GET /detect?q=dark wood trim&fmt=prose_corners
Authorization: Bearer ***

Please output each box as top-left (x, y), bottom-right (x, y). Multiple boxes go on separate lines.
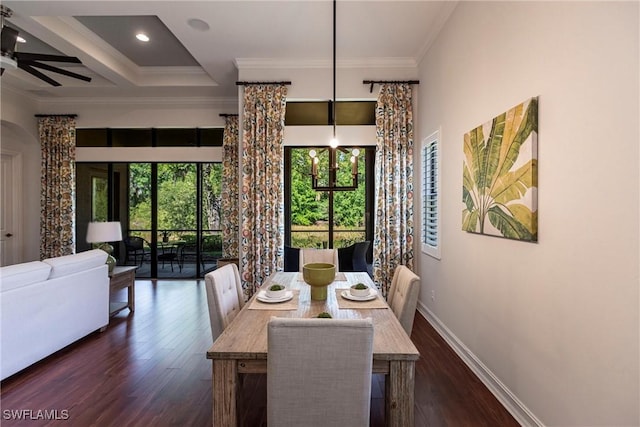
top-left (236, 81), bottom-right (291, 86)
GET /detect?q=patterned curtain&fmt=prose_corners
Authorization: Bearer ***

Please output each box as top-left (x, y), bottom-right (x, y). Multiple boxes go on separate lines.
top-left (39, 116), bottom-right (77, 259)
top-left (373, 83), bottom-right (415, 297)
top-left (221, 115), bottom-right (239, 258)
top-left (240, 84), bottom-right (287, 297)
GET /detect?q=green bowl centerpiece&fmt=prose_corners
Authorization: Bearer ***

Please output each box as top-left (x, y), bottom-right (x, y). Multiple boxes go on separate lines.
top-left (302, 262), bottom-right (336, 300)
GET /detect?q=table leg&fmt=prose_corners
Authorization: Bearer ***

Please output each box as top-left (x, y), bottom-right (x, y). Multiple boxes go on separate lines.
top-left (212, 360), bottom-right (238, 426)
top-left (385, 360), bottom-right (415, 427)
top-left (128, 282), bottom-right (135, 312)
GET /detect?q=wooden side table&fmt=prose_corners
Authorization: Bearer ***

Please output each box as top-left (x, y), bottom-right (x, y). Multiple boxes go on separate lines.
top-left (109, 266), bottom-right (136, 316)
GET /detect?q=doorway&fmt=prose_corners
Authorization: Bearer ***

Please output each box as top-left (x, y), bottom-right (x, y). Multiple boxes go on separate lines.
top-left (76, 161), bottom-right (222, 279)
top-left (0, 151), bottom-right (22, 266)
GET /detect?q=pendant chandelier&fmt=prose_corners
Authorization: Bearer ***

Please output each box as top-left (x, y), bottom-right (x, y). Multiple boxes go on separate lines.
top-left (309, 0), bottom-right (359, 192)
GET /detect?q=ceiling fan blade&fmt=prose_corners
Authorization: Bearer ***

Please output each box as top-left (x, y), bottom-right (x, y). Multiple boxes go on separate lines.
top-left (22, 59), bottom-right (92, 82)
top-left (1, 26), bottom-right (18, 56)
top-left (14, 52), bottom-right (82, 64)
top-left (17, 62), bottom-right (61, 86)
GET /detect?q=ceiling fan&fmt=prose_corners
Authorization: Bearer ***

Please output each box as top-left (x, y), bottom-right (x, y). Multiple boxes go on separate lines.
top-left (0, 5), bottom-right (91, 86)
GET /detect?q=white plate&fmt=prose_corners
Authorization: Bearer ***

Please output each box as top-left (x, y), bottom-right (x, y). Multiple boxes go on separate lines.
top-left (257, 290), bottom-right (294, 303)
top-left (341, 289), bottom-right (378, 302)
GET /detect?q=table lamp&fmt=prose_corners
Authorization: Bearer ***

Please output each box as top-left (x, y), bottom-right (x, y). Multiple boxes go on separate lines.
top-left (86, 221), bottom-right (123, 273)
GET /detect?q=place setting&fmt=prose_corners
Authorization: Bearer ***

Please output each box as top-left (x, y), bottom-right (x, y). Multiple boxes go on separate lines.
top-left (335, 283), bottom-right (388, 309)
top-left (249, 282), bottom-right (299, 310)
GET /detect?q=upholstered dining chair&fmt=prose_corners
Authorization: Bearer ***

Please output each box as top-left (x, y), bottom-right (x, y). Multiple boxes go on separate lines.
top-left (267, 317), bottom-right (374, 427)
top-left (387, 265), bottom-right (421, 336)
top-left (204, 263), bottom-right (245, 343)
top-left (299, 248), bottom-right (339, 271)
top-left (337, 241), bottom-right (371, 273)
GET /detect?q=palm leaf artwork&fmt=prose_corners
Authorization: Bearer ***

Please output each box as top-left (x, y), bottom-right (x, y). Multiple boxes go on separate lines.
top-left (462, 97), bottom-right (538, 242)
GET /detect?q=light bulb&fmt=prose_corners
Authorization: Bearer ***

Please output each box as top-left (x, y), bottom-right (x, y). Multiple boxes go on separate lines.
top-left (352, 148), bottom-right (360, 156)
top-left (309, 149), bottom-right (316, 158)
top-left (329, 138), bottom-right (339, 149)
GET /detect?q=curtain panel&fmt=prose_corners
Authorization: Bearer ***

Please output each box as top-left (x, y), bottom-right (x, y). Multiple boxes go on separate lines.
top-left (373, 83), bottom-right (415, 297)
top-left (38, 116), bottom-right (77, 259)
top-left (221, 115), bottom-right (240, 258)
top-left (240, 84), bottom-right (287, 297)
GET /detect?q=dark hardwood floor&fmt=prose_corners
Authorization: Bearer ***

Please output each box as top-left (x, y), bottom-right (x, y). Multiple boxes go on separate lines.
top-left (0, 280), bottom-right (519, 426)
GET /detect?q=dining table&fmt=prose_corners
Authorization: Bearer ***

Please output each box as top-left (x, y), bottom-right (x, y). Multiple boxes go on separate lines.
top-left (206, 271), bottom-right (420, 427)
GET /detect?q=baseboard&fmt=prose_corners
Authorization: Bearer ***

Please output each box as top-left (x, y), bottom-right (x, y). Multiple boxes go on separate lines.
top-left (416, 302), bottom-right (545, 427)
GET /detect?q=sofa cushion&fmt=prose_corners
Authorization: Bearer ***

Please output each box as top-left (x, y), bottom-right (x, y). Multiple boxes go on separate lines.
top-left (43, 249), bottom-right (107, 279)
top-left (0, 261), bottom-right (52, 292)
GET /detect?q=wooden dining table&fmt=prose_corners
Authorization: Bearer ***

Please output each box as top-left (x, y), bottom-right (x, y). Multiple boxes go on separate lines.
top-left (206, 271), bottom-right (420, 426)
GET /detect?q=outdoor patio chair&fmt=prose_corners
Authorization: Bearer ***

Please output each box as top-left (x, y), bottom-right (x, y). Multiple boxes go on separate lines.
top-left (123, 236), bottom-right (151, 266)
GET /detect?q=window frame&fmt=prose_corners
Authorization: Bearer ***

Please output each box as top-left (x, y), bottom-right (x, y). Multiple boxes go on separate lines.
top-left (284, 146), bottom-right (375, 250)
top-left (421, 129), bottom-right (441, 260)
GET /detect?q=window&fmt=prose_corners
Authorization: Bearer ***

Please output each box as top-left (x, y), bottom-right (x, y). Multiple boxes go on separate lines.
top-left (421, 130), bottom-right (440, 259)
top-left (285, 146), bottom-right (374, 250)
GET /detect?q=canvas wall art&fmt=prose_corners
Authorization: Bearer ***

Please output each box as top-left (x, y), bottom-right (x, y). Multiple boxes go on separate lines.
top-left (462, 97), bottom-right (538, 242)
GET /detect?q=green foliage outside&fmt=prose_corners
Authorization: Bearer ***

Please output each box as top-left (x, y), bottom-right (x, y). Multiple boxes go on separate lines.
top-left (127, 149), bottom-right (366, 251)
top-left (92, 177), bottom-right (108, 221)
top-left (128, 163), bottom-right (222, 246)
top-left (289, 148), bottom-right (366, 248)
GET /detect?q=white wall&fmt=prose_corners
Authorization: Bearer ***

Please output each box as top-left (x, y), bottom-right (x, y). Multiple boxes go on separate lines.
top-left (416, 2), bottom-right (639, 426)
top-left (1, 88), bottom-right (42, 261)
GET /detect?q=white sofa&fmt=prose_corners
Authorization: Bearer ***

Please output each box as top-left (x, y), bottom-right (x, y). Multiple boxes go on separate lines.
top-left (0, 249), bottom-right (110, 380)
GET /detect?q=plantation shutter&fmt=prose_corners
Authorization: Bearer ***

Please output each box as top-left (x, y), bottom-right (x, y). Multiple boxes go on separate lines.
top-left (422, 139), bottom-right (438, 248)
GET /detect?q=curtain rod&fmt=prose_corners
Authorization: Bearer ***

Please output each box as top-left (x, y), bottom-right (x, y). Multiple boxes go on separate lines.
top-left (363, 80), bottom-right (420, 93)
top-left (219, 113), bottom-right (239, 117)
top-left (235, 81), bottom-right (291, 86)
top-left (34, 114), bottom-right (78, 118)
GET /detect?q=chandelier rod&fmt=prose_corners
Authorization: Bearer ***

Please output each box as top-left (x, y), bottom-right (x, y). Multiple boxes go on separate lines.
top-left (332, 0), bottom-right (336, 137)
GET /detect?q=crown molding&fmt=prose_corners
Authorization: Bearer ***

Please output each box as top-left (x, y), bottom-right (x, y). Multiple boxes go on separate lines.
top-left (415, 1), bottom-right (459, 65)
top-left (37, 96), bottom-right (238, 107)
top-left (1, 83), bottom-right (40, 103)
top-left (235, 57), bottom-right (417, 70)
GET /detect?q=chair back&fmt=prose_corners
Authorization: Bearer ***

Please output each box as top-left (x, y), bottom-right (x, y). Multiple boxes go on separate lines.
top-left (299, 248), bottom-right (339, 272)
top-left (267, 317), bottom-right (373, 427)
top-left (124, 236), bottom-right (143, 250)
top-left (338, 241), bottom-right (370, 272)
top-left (283, 245), bottom-right (300, 272)
top-left (204, 263), bottom-right (245, 342)
top-left (388, 265), bottom-right (421, 336)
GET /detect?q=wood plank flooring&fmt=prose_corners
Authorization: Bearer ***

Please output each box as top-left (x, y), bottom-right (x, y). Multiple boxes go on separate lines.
top-left (0, 280), bottom-right (519, 426)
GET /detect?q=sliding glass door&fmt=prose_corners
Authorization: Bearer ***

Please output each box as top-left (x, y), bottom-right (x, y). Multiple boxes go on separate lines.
top-left (76, 161), bottom-right (222, 279)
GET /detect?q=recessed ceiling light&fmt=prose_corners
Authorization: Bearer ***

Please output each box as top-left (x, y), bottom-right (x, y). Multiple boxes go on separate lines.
top-left (136, 33), bottom-right (150, 42)
top-left (187, 18), bottom-right (210, 32)
top-left (16, 36), bottom-right (26, 43)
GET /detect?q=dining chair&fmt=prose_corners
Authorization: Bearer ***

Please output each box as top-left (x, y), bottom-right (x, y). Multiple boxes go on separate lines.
top-left (387, 265), bottom-right (421, 336)
top-left (204, 263), bottom-right (245, 342)
top-left (283, 245), bottom-right (300, 272)
top-left (337, 241), bottom-right (371, 274)
top-left (299, 248), bottom-right (339, 271)
top-left (267, 317), bottom-right (374, 427)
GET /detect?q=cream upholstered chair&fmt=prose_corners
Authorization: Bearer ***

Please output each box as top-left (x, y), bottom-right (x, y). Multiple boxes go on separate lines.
top-left (267, 317), bottom-right (373, 427)
top-left (299, 248), bottom-right (339, 271)
top-left (387, 265), bottom-right (421, 336)
top-left (204, 263), bottom-right (245, 342)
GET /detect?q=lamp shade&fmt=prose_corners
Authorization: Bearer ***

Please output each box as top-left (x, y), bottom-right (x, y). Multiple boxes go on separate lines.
top-left (86, 221), bottom-right (123, 243)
